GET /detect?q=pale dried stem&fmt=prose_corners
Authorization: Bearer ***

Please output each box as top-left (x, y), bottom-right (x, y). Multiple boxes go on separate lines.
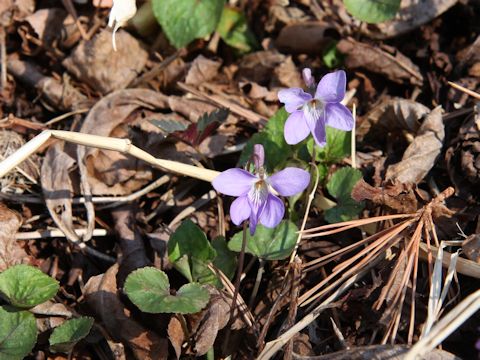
top-left (0, 130), bottom-right (219, 182)
top-left (448, 81), bottom-right (480, 101)
top-left (405, 289), bottom-right (480, 360)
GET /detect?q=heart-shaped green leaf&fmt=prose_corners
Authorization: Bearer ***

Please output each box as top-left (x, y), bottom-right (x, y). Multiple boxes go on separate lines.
top-left (168, 220), bottom-right (216, 282)
top-left (325, 167), bottom-right (364, 223)
top-left (151, 0), bottom-right (225, 48)
top-left (0, 264), bottom-right (59, 308)
top-left (0, 306), bottom-right (37, 360)
top-left (124, 267), bottom-right (210, 314)
top-left (228, 220), bottom-right (298, 260)
top-left (343, 0), bottom-right (401, 24)
top-left (49, 317), bottom-right (94, 353)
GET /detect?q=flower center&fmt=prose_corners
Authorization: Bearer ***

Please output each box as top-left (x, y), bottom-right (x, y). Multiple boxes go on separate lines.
top-left (303, 98), bottom-right (325, 127)
top-left (248, 178), bottom-right (269, 206)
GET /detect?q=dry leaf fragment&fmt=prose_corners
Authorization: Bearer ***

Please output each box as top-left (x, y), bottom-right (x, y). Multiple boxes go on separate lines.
top-left (84, 264), bottom-right (169, 360)
top-left (0, 203), bottom-right (27, 272)
top-left (185, 55), bottom-right (222, 86)
top-left (337, 38), bottom-right (423, 86)
top-left (462, 234), bottom-right (480, 264)
top-left (357, 97), bottom-right (429, 140)
top-left (63, 29), bottom-right (147, 94)
top-left (446, 110), bottom-right (480, 199)
top-left (352, 179), bottom-right (418, 213)
top-left (275, 21), bottom-right (331, 54)
top-left (386, 107), bottom-right (444, 184)
top-left (361, 0), bottom-right (458, 40)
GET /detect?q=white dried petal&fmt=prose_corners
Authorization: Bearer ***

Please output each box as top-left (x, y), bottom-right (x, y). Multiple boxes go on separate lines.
top-left (108, 0), bottom-right (137, 51)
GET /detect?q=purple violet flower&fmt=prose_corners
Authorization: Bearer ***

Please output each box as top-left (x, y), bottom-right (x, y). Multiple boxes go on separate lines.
top-left (212, 144), bottom-right (310, 234)
top-left (278, 69), bottom-right (354, 147)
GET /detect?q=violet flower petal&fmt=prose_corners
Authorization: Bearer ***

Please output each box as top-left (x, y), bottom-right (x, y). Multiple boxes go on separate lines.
top-left (230, 195), bottom-right (251, 225)
top-left (212, 169), bottom-right (255, 196)
top-left (253, 144), bottom-right (265, 170)
top-left (310, 115), bottom-right (327, 147)
top-left (248, 196), bottom-right (266, 235)
top-left (315, 70), bottom-right (346, 103)
top-left (278, 88), bottom-right (312, 113)
top-left (284, 111), bottom-right (310, 145)
top-left (326, 103), bottom-right (354, 131)
top-left (268, 168), bottom-right (310, 196)
top-left (259, 194), bottom-right (284, 228)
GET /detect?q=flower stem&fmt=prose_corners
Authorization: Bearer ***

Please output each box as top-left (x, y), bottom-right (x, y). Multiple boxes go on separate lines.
top-left (248, 259), bottom-right (265, 310)
top-left (222, 221), bottom-right (248, 353)
top-left (289, 146), bottom-right (320, 263)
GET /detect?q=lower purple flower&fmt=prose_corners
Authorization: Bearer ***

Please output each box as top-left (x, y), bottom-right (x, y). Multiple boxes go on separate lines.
top-left (212, 144), bottom-right (310, 234)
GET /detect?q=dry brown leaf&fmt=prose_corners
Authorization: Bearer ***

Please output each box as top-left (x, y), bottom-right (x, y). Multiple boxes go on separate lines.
top-left (185, 55), bottom-right (222, 86)
top-left (361, 0), bottom-right (458, 40)
top-left (337, 38), bottom-right (423, 86)
top-left (352, 179), bottom-right (419, 213)
top-left (41, 144), bottom-right (81, 243)
top-left (167, 316), bottom-right (184, 359)
top-left (63, 29), bottom-right (148, 94)
top-left (0, 203), bottom-right (27, 272)
top-left (446, 111), bottom-right (480, 199)
top-left (275, 21), bottom-right (331, 55)
top-left (357, 98), bottom-right (429, 140)
top-left (23, 8), bottom-right (68, 44)
top-left (274, 56), bottom-right (303, 88)
top-left (84, 264), bottom-right (169, 360)
top-left (77, 88), bottom-right (170, 196)
top-left (386, 107), bottom-right (444, 184)
top-left (237, 50), bottom-right (288, 85)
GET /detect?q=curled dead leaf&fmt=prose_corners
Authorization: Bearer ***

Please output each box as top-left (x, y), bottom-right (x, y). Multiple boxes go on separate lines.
top-left (63, 29), bottom-right (148, 94)
top-left (386, 107), bottom-right (444, 184)
top-left (337, 38), bottom-right (423, 86)
top-left (357, 97), bottom-right (429, 141)
top-left (0, 203), bottom-right (27, 271)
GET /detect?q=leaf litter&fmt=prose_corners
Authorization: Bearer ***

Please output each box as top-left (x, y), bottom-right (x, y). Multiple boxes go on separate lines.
top-left (0, 0), bottom-right (479, 359)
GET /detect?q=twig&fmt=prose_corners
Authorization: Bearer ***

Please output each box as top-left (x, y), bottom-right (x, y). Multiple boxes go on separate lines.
top-left (16, 228), bottom-right (108, 240)
top-left (45, 108), bottom-right (90, 126)
top-left (178, 82), bottom-right (267, 125)
top-left (0, 27), bottom-right (6, 91)
top-left (448, 81), bottom-right (480, 101)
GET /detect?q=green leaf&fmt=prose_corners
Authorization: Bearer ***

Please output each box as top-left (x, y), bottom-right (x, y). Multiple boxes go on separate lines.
top-left (324, 167), bottom-right (364, 223)
top-left (228, 220), bottom-right (297, 260)
top-left (217, 6), bottom-right (259, 54)
top-left (322, 41), bottom-right (344, 69)
top-left (151, 0), bottom-right (225, 48)
top-left (212, 236), bottom-right (236, 280)
top-left (308, 127), bottom-right (351, 164)
top-left (0, 264), bottom-right (59, 308)
top-left (239, 108), bottom-right (292, 172)
top-left (0, 306), bottom-right (37, 360)
top-left (124, 267), bottom-right (210, 314)
top-left (168, 220), bottom-right (217, 282)
top-left (343, 0), bottom-right (401, 23)
top-left (49, 317), bottom-right (94, 353)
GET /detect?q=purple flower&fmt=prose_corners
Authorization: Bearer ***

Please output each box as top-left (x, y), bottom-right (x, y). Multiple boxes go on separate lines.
top-left (212, 144), bottom-right (310, 234)
top-left (278, 69), bottom-right (354, 147)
